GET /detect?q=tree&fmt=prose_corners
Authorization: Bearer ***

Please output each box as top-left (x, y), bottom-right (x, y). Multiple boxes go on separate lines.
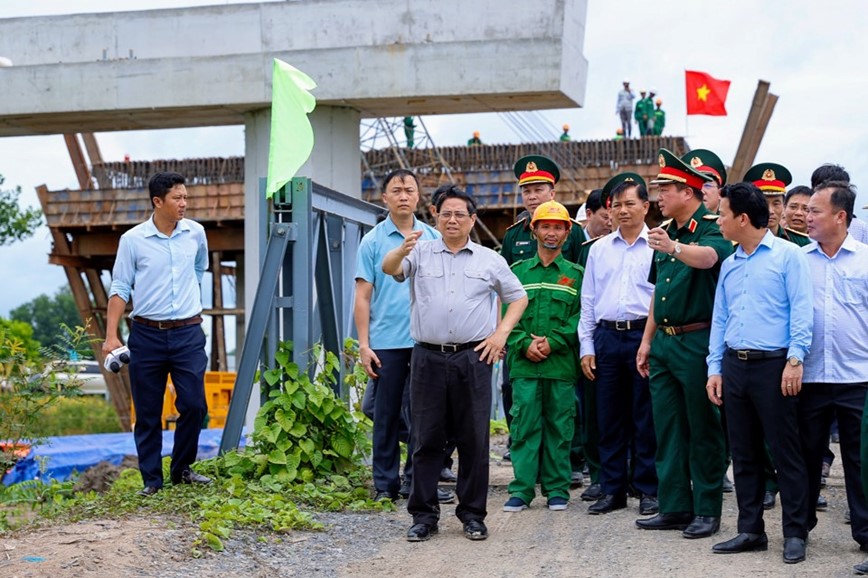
top-left (0, 173), bottom-right (42, 246)
top-left (10, 286), bottom-right (81, 353)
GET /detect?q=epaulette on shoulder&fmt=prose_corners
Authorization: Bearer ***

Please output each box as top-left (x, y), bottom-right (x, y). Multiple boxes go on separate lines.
top-left (582, 235), bottom-right (604, 246)
top-left (731, 240), bottom-right (739, 247)
top-left (785, 227), bottom-right (809, 238)
top-left (506, 217), bottom-right (528, 231)
top-left (703, 214), bottom-right (720, 220)
top-left (660, 218), bottom-right (674, 229)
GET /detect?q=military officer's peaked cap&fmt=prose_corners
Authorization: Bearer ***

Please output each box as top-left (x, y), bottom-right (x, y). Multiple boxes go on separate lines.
top-left (514, 155), bottom-right (560, 186)
top-left (650, 148), bottom-right (712, 190)
top-left (744, 163), bottom-right (792, 195)
top-left (681, 149), bottom-right (727, 187)
top-left (601, 172), bottom-right (646, 209)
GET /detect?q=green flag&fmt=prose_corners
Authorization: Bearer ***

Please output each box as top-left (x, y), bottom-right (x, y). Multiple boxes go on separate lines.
top-left (266, 59), bottom-right (317, 198)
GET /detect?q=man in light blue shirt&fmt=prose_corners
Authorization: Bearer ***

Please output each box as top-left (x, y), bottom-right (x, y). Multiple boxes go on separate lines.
top-left (104, 172), bottom-right (210, 496)
top-left (797, 182), bottom-right (868, 575)
top-left (706, 182), bottom-right (812, 564)
top-left (354, 169), bottom-right (439, 503)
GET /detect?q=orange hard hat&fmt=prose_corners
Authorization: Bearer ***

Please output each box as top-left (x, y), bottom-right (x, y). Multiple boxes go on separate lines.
top-left (473, 131), bottom-right (480, 138)
top-left (531, 200), bottom-right (572, 227)
top-left (616, 128), bottom-right (624, 135)
top-left (563, 124), bottom-right (570, 131)
top-left (655, 99), bottom-right (662, 105)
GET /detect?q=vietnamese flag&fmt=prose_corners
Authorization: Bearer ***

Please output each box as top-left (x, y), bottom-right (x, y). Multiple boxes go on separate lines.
top-left (685, 70), bottom-right (730, 116)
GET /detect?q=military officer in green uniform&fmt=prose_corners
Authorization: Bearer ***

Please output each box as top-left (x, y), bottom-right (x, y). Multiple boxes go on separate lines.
top-left (503, 200), bottom-right (583, 513)
top-left (683, 149), bottom-right (727, 215)
top-left (500, 154), bottom-right (586, 461)
top-left (635, 149), bottom-right (733, 539)
top-left (744, 163), bottom-right (811, 247)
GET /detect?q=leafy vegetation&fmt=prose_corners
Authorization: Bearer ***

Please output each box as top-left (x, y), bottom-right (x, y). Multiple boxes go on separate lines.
top-left (10, 287), bottom-right (82, 353)
top-left (0, 173), bottom-right (42, 246)
top-left (28, 396), bottom-right (122, 437)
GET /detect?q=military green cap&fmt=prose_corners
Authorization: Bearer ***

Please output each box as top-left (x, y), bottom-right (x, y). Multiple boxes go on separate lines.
top-left (601, 172), bottom-right (646, 209)
top-left (651, 148), bottom-right (712, 189)
top-left (743, 163), bottom-right (792, 195)
top-left (681, 149), bottom-right (727, 186)
top-left (514, 155), bottom-right (560, 186)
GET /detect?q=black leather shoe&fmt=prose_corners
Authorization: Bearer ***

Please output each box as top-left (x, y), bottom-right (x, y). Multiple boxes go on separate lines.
top-left (712, 532), bottom-right (768, 553)
top-left (783, 537), bottom-right (806, 564)
top-left (406, 523), bottom-right (438, 542)
top-left (439, 467), bottom-right (457, 483)
top-left (683, 516), bottom-right (720, 539)
top-left (855, 559), bottom-right (868, 575)
top-left (588, 494), bottom-right (627, 515)
top-left (816, 494), bottom-right (828, 511)
top-left (763, 490), bottom-right (776, 510)
top-left (437, 488), bottom-right (455, 503)
top-left (635, 512), bottom-right (693, 530)
top-left (581, 483), bottom-right (603, 502)
top-left (639, 495), bottom-right (659, 516)
top-left (722, 474), bottom-right (734, 493)
top-left (463, 519), bottom-right (488, 540)
top-left (374, 491), bottom-right (397, 502)
top-left (172, 468), bottom-right (212, 485)
top-left (137, 486), bottom-right (160, 497)
top-left (398, 479), bottom-right (411, 498)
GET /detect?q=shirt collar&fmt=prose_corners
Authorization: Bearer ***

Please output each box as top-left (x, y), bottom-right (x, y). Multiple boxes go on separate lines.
top-left (806, 233), bottom-right (857, 258)
top-left (614, 224), bottom-right (650, 244)
top-left (144, 214), bottom-right (189, 238)
top-left (383, 214), bottom-right (422, 236)
top-left (432, 237), bottom-right (474, 254)
top-left (734, 229), bottom-right (775, 259)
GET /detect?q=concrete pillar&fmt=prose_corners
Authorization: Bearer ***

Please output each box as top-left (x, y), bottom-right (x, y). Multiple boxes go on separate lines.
top-left (241, 104), bottom-right (360, 425)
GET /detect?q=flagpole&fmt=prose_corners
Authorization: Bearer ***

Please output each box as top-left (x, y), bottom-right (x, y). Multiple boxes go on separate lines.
top-left (684, 68), bottom-right (689, 140)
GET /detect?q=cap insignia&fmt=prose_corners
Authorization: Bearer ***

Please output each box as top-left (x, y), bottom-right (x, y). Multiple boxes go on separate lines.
top-left (658, 154), bottom-right (665, 168)
top-left (526, 161), bottom-right (538, 173)
top-left (690, 156), bottom-right (702, 168)
top-left (762, 169), bottom-right (776, 181)
top-left (624, 177), bottom-right (634, 182)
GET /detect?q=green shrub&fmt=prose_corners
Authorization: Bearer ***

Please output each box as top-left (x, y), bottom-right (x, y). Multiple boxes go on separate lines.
top-left (28, 397), bottom-right (122, 437)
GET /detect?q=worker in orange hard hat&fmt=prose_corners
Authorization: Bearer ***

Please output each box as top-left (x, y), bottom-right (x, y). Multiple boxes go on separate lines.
top-left (653, 99), bottom-right (665, 136)
top-left (614, 127), bottom-right (625, 141)
top-left (468, 131), bottom-right (483, 146)
top-left (560, 124), bottom-right (571, 143)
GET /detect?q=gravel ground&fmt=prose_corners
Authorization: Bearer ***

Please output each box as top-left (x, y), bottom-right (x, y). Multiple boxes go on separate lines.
top-left (3, 438), bottom-right (867, 578)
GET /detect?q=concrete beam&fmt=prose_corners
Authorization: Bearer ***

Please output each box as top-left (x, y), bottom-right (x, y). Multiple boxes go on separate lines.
top-left (0, 0), bottom-right (587, 136)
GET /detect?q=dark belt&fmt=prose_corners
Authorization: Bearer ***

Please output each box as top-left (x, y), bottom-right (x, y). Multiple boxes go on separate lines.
top-left (134, 315), bottom-right (203, 330)
top-left (417, 340), bottom-right (483, 353)
top-left (727, 348), bottom-right (787, 361)
top-left (599, 318), bottom-right (647, 331)
top-left (658, 321), bottom-right (711, 337)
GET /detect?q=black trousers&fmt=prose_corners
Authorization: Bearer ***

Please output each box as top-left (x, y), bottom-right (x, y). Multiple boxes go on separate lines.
top-left (408, 345), bottom-right (492, 526)
top-left (128, 322), bottom-right (208, 488)
top-left (371, 348), bottom-right (413, 494)
top-left (594, 326), bottom-right (657, 497)
top-left (723, 351), bottom-right (808, 538)
top-left (798, 381), bottom-right (868, 545)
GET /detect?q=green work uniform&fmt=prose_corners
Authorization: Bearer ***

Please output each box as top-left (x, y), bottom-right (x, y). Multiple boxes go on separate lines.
top-left (501, 216), bottom-right (587, 266)
top-left (506, 254), bottom-right (582, 504)
top-left (571, 235), bottom-right (604, 482)
top-left (648, 206), bottom-right (733, 517)
top-left (653, 108), bottom-right (666, 136)
top-left (635, 97), bottom-right (652, 136)
top-left (776, 226), bottom-right (811, 247)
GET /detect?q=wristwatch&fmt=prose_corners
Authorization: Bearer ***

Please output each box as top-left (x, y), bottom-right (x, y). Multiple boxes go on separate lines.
top-left (788, 356), bottom-right (802, 367)
top-left (670, 242), bottom-right (682, 257)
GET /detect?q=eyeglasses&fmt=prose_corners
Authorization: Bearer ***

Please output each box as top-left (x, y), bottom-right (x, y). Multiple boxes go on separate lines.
top-left (438, 211), bottom-right (470, 221)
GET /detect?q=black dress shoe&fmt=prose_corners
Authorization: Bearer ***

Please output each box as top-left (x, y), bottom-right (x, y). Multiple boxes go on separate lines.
top-left (635, 511), bottom-right (693, 530)
top-left (406, 523), bottom-right (438, 542)
top-left (855, 559), bottom-right (868, 575)
top-left (374, 491), bottom-right (397, 502)
top-left (439, 467), bottom-right (457, 483)
top-left (581, 483), bottom-right (603, 502)
top-left (398, 480), bottom-right (411, 498)
top-left (172, 468), bottom-right (212, 485)
top-left (712, 532), bottom-right (768, 554)
top-left (137, 486), bottom-right (161, 497)
top-left (463, 519), bottom-right (488, 541)
top-left (437, 488), bottom-right (455, 503)
top-left (816, 494), bottom-right (828, 511)
top-left (763, 490), bottom-right (776, 510)
top-left (722, 474), bottom-right (734, 493)
top-left (639, 495), bottom-right (659, 516)
top-left (783, 536), bottom-right (806, 564)
top-left (683, 516), bottom-right (720, 539)
top-left (588, 494), bottom-right (627, 515)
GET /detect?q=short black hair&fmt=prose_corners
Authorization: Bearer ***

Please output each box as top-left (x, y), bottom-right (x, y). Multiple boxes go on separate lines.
top-left (816, 180), bottom-right (856, 226)
top-left (720, 182), bottom-right (769, 229)
top-left (611, 182), bottom-right (648, 202)
top-left (382, 169), bottom-right (419, 192)
top-left (585, 189), bottom-right (604, 212)
top-left (810, 164), bottom-right (849, 189)
top-left (435, 184), bottom-right (477, 215)
top-left (148, 172), bottom-right (185, 208)
top-left (784, 185), bottom-right (812, 206)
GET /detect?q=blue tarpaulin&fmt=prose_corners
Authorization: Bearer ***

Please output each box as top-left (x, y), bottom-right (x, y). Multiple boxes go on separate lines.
top-left (2, 429), bottom-right (247, 485)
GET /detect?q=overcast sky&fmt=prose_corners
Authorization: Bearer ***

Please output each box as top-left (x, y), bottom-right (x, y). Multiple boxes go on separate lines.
top-left (1, 0), bottom-right (866, 316)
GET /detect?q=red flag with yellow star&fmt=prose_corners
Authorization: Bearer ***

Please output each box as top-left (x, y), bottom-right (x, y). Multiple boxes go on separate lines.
top-left (685, 70), bottom-right (730, 116)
